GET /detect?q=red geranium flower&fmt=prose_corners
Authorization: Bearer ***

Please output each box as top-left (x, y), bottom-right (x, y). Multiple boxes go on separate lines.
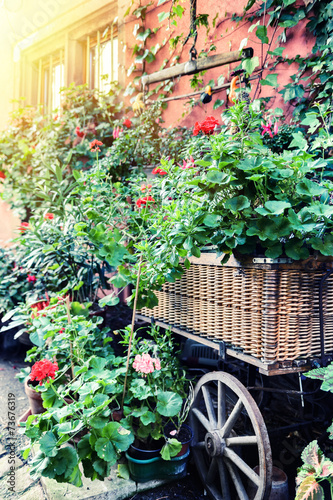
top-left (123, 119), bottom-right (132, 128)
top-left (0, 171), bottom-right (6, 180)
top-left (193, 122), bottom-right (201, 136)
top-left (89, 139), bottom-right (104, 152)
top-left (19, 222), bottom-right (30, 233)
top-left (136, 196), bottom-right (155, 208)
top-left (75, 126), bottom-right (85, 138)
top-left (193, 116), bottom-right (219, 136)
top-left (152, 167), bottom-right (167, 175)
top-left (44, 213), bottom-right (54, 220)
top-left (140, 183), bottom-right (152, 192)
top-left (27, 275), bottom-right (37, 283)
top-left (30, 359), bottom-right (59, 385)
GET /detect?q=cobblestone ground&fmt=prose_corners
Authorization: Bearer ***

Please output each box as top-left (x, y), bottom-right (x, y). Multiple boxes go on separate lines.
top-left (0, 343), bottom-right (46, 499)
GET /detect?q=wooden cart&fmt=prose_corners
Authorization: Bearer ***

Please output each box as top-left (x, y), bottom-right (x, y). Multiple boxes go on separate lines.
top-left (137, 253), bottom-right (333, 500)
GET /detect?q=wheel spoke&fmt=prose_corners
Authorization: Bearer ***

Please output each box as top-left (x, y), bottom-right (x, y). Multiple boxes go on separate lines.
top-left (192, 407), bottom-right (214, 432)
top-left (225, 435), bottom-right (258, 446)
top-left (225, 458), bottom-right (249, 500)
top-left (218, 380), bottom-right (226, 428)
top-left (217, 457), bottom-right (231, 500)
top-left (206, 457), bottom-right (218, 484)
top-left (220, 398), bottom-right (243, 438)
top-left (224, 447), bottom-right (260, 487)
top-left (202, 385), bottom-right (217, 428)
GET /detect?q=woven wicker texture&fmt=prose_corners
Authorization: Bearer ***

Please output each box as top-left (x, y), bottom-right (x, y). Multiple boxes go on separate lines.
top-left (139, 260), bottom-right (333, 364)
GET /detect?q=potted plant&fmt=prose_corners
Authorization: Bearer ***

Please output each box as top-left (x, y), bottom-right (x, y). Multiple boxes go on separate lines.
top-left (115, 324), bottom-right (194, 482)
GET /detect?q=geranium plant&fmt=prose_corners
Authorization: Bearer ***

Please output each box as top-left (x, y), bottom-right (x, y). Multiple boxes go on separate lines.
top-left (119, 324), bottom-right (193, 460)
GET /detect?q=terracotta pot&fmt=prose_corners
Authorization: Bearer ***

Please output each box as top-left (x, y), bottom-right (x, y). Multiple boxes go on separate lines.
top-left (24, 379), bottom-right (45, 415)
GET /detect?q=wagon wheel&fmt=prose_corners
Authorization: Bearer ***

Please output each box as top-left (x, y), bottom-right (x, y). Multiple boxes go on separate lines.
top-left (189, 371), bottom-right (272, 500)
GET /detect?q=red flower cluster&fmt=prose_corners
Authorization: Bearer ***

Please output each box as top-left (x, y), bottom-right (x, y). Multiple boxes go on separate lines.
top-left (75, 126), bottom-right (85, 138)
top-left (136, 196), bottom-right (155, 208)
top-left (193, 116), bottom-right (219, 136)
top-left (123, 119), bottom-right (132, 128)
top-left (44, 213), bottom-right (54, 220)
top-left (19, 222), bottom-right (30, 233)
top-left (30, 359), bottom-right (59, 385)
top-left (27, 275), bottom-right (37, 283)
top-left (140, 183), bottom-right (152, 192)
top-left (31, 294), bottom-right (50, 318)
top-left (152, 167), bottom-right (167, 175)
top-left (0, 170), bottom-right (6, 180)
top-left (89, 139), bottom-right (104, 152)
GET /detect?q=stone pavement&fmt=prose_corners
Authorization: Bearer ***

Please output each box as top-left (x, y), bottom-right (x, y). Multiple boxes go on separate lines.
top-left (0, 351), bottom-right (174, 500)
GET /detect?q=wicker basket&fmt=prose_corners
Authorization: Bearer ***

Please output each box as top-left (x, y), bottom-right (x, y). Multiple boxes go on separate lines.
top-left (139, 253), bottom-right (333, 364)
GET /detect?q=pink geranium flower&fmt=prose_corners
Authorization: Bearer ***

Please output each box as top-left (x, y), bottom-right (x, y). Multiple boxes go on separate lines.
top-left (133, 353), bottom-right (161, 375)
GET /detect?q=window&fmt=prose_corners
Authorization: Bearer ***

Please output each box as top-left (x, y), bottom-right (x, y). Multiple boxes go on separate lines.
top-left (86, 24), bottom-right (118, 92)
top-left (35, 50), bottom-right (64, 113)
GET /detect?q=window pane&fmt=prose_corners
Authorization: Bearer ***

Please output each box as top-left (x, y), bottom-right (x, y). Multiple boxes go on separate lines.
top-left (52, 63), bottom-right (64, 110)
top-left (91, 37), bottom-right (118, 91)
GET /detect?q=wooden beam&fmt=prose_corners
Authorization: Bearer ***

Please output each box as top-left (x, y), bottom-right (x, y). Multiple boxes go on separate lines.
top-left (141, 48), bottom-right (253, 87)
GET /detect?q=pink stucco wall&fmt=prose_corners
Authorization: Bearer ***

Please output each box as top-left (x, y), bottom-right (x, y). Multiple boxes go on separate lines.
top-left (123, 0), bottom-right (315, 127)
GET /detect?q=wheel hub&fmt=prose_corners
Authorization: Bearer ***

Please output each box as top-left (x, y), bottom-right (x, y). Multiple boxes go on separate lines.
top-left (205, 431), bottom-right (225, 457)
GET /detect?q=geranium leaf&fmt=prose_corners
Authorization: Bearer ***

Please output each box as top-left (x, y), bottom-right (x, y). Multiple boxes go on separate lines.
top-left (77, 433), bottom-right (92, 459)
top-left (95, 437), bottom-right (117, 462)
top-left (102, 422), bottom-right (134, 451)
top-left (225, 196), bottom-right (250, 212)
top-left (39, 431), bottom-right (58, 457)
top-left (156, 391), bottom-right (183, 417)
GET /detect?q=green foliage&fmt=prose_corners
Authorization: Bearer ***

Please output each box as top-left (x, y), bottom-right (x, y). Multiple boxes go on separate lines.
top-left (0, 84), bottom-right (125, 219)
top-left (296, 361), bottom-right (333, 497)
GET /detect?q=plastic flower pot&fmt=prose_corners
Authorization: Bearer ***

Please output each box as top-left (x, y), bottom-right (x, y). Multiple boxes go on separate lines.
top-left (164, 423), bottom-right (194, 457)
top-left (127, 439), bottom-right (164, 460)
top-left (125, 448), bottom-right (190, 483)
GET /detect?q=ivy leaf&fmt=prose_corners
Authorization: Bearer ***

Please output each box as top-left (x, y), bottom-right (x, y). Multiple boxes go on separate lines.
top-left (282, 0), bottom-right (296, 5)
top-left (267, 47), bottom-right (285, 57)
top-left (158, 11), bottom-right (169, 23)
top-left (136, 29), bottom-right (151, 42)
top-left (256, 25), bottom-right (269, 44)
top-left (261, 74), bottom-right (278, 87)
top-left (295, 476), bottom-right (324, 500)
top-left (242, 56), bottom-right (259, 75)
top-left (289, 132), bottom-right (308, 151)
top-left (225, 196), bottom-right (250, 212)
top-left (213, 99), bottom-right (224, 109)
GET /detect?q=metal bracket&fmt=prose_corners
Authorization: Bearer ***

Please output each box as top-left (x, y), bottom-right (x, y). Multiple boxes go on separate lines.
top-left (219, 341), bottom-right (226, 361)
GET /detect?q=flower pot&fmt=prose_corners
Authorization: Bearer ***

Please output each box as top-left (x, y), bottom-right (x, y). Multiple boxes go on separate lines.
top-left (127, 440), bottom-right (164, 460)
top-left (24, 379), bottom-right (45, 415)
top-left (164, 423), bottom-right (193, 457)
top-left (125, 448), bottom-right (190, 483)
